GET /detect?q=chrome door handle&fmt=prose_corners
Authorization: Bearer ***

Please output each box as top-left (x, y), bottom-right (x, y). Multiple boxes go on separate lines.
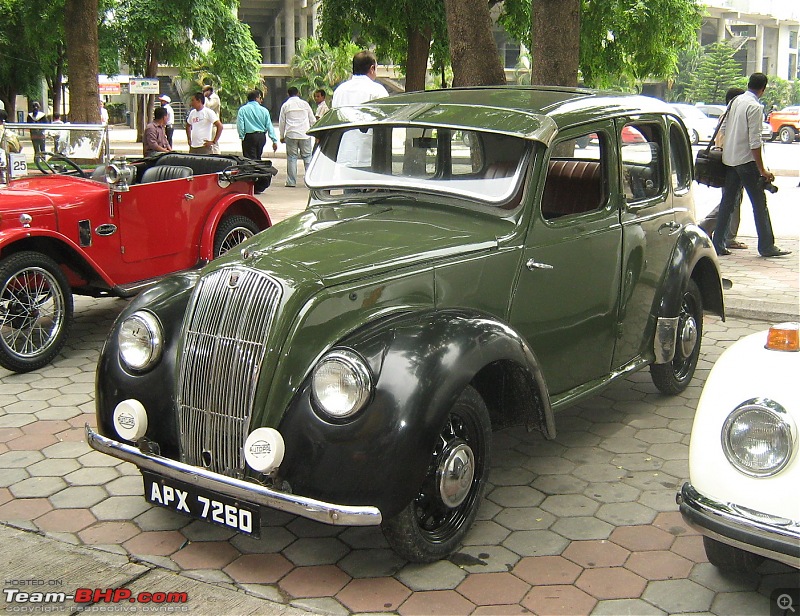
top-left (526, 259), bottom-right (554, 271)
top-left (184, 194), bottom-right (195, 200)
top-left (659, 221), bottom-right (681, 234)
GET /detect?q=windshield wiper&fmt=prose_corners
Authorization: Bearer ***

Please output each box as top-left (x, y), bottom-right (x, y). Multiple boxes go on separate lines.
top-left (336, 192), bottom-right (419, 205)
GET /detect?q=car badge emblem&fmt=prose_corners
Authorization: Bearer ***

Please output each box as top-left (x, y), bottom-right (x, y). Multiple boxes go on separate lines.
top-left (228, 272), bottom-right (240, 288)
top-left (95, 223), bottom-right (118, 236)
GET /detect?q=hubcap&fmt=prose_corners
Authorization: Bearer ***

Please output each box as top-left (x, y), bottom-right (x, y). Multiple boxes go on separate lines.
top-left (437, 442), bottom-right (475, 508)
top-left (679, 314), bottom-right (698, 358)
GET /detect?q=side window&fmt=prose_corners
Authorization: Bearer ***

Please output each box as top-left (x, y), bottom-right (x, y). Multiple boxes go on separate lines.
top-left (669, 122), bottom-right (692, 191)
top-left (540, 131), bottom-right (608, 220)
top-left (620, 122), bottom-right (665, 204)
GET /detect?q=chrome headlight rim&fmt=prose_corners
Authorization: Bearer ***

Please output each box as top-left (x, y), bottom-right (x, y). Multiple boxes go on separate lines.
top-left (118, 310), bottom-right (164, 372)
top-left (311, 348), bottom-right (373, 420)
top-left (721, 398), bottom-right (795, 477)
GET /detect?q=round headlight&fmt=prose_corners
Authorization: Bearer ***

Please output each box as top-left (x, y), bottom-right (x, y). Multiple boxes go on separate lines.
top-left (722, 399), bottom-right (795, 477)
top-left (118, 311), bottom-right (164, 371)
top-left (311, 349), bottom-right (372, 419)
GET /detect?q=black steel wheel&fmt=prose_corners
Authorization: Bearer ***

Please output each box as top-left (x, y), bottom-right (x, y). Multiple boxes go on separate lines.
top-left (381, 385), bottom-right (491, 563)
top-left (213, 215), bottom-right (261, 258)
top-left (34, 152), bottom-right (87, 177)
top-left (778, 126), bottom-right (796, 144)
top-left (0, 251), bottom-right (73, 373)
top-left (650, 279), bottom-right (703, 395)
top-left (703, 537), bottom-right (764, 572)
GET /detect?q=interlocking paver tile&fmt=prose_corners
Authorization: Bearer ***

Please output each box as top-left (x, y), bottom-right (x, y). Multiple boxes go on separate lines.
top-left (638, 488), bottom-right (684, 512)
top-left (642, 579), bottom-right (714, 613)
top-left (41, 441), bottom-right (90, 458)
top-left (652, 510), bottom-right (698, 537)
top-left (521, 585), bottom-right (596, 615)
top-left (596, 502), bottom-right (657, 526)
top-left (609, 524), bottom-right (675, 551)
top-left (280, 564), bottom-right (351, 598)
top-left (0, 414), bottom-right (36, 428)
top-left (540, 494), bottom-right (600, 517)
top-left (551, 516), bottom-right (614, 540)
top-left (6, 433), bottom-right (60, 450)
top-left (591, 598), bottom-right (667, 615)
top-left (35, 508), bottom-right (96, 532)
top-left (0, 428), bottom-right (22, 443)
top-left (0, 497), bottom-right (53, 520)
top-left (532, 474), bottom-right (588, 495)
top-left (336, 577), bottom-right (411, 612)
top-left (0, 468), bottom-right (29, 488)
top-left (456, 571), bottom-right (530, 605)
top-left (689, 562), bottom-right (760, 592)
top-left (283, 536), bottom-right (350, 566)
top-left (181, 519), bottom-right (236, 542)
top-left (472, 604), bottom-right (532, 614)
top-left (487, 485), bottom-right (545, 508)
top-left (338, 525), bottom-right (388, 550)
top-left (494, 507), bottom-right (555, 531)
top-left (563, 540), bottom-right (630, 568)
top-left (90, 495), bottom-right (150, 520)
top-left (10, 476), bottom-right (67, 498)
top-left (396, 560), bottom-right (467, 591)
top-left (78, 520), bottom-right (140, 545)
top-left (171, 540), bottom-right (240, 569)
top-left (572, 463), bottom-right (626, 482)
top-left (521, 455), bottom-right (573, 475)
top-left (711, 591), bottom-right (773, 615)
top-left (575, 566), bottom-right (647, 599)
top-left (123, 530), bottom-right (186, 557)
top-left (399, 590), bottom-right (476, 615)
top-left (64, 467), bottom-right (119, 486)
top-left (624, 550), bottom-right (693, 580)
top-left (583, 481), bottom-right (642, 504)
top-left (0, 450), bottom-right (43, 468)
top-left (464, 520), bottom-right (511, 545)
top-left (450, 545), bottom-right (521, 573)
top-left (133, 507), bottom-right (193, 532)
top-left (223, 553), bottom-right (294, 584)
top-left (502, 529), bottom-right (570, 558)
top-left (513, 555), bottom-right (582, 586)
top-left (287, 516), bottom-right (344, 538)
top-left (490, 467), bottom-right (536, 486)
top-left (338, 548), bottom-right (405, 578)
top-left (671, 535), bottom-right (710, 563)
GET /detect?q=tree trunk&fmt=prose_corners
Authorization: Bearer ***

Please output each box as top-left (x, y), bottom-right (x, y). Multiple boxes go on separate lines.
top-left (64, 0), bottom-right (101, 123)
top-left (443, 0), bottom-right (506, 87)
top-left (405, 26), bottom-right (432, 92)
top-left (531, 0), bottom-right (580, 87)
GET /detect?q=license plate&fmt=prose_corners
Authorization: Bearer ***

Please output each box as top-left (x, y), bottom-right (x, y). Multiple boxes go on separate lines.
top-left (143, 473), bottom-right (260, 537)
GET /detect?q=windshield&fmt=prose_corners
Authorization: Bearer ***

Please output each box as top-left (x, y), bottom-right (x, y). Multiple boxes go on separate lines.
top-left (306, 125), bottom-right (530, 206)
top-left (673, 105), bottom-right (709, 121)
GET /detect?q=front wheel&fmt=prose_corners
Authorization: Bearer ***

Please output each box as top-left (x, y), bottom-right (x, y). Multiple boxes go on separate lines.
top-left (778, 126), bottom-right (797, 144)
top-left (650, 279), bottom-right (703, 395)
top-left (381, 385), bottom-right (491, 562)
top-left (213, 215), bottom-right (261, 258)
top-left (690, 130), bottom-right (699, 145)
top-left (0, 251), bottom-right (73, 373)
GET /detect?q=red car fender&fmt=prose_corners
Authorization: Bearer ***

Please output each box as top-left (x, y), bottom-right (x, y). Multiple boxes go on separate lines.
top-left (0, 227), bottom-right (116, 287)
top-left (198, 193), bottom-right (272, 262)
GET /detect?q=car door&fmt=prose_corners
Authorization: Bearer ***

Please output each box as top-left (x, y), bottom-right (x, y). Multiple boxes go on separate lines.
top-left (611, 115), bottom-right (679, 369)
top-left (509, 123), bottom-right (623, 398)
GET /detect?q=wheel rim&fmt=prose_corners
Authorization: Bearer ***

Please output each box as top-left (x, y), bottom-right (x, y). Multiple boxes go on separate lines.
top-left (413, 409), bottom-right (483, 544)
top-left (217, 227), bottom-right (255, 256)
top-left (672, 291), bottom-right (700, 381)
top-left (0, 267), bottom-right (65, 359)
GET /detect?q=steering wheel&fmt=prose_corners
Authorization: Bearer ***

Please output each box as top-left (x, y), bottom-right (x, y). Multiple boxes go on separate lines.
top-left (35, 152), bottom-right (87, 178)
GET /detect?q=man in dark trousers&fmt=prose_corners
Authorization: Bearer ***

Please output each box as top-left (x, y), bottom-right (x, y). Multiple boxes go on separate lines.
top-left (236, 89), bottom-right (278, 160)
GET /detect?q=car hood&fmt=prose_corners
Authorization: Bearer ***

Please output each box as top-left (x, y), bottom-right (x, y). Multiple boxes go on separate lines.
top-left (2, 177), bottom-right (106, 212)
top-left (228, 201), bottom-right (512, 286)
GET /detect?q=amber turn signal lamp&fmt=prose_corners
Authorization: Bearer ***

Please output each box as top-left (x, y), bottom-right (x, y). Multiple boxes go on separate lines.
top-left (766, 322), bottom-right (800, 352)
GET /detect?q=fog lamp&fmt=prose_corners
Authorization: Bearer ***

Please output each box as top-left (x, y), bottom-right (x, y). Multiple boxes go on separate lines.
top-left (113, 399), bottom-right (148, 441)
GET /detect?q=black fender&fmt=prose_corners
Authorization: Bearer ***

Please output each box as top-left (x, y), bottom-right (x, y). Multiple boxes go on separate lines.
top-left (95, 271), bottom-right (200, 458)
top-left (276, 309), bottom-right (554, 520)
top-left (657, 224), bottom-right (724, 321)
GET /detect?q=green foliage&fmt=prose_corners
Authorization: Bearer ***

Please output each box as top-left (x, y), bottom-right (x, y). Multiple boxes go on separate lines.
top-left (762, 75), bottom-right (800, 109)
top-left (683, 42), bottom-right (743, 104)
top-left (288, 38), bottom-right (360, 100)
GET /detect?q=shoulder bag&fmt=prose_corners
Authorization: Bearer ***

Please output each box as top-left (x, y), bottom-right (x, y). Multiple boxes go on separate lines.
top-left (694, 106), bottom-right (729, 188)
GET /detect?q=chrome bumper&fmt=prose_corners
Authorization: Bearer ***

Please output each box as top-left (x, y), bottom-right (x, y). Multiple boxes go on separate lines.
top-left (85, 425), bottom-right (382, 527)
top-left (678, 482), bottom-right (800, 569)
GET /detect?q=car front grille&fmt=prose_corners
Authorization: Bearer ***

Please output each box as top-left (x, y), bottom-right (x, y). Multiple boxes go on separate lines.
top-left (176, 266), bottom-right (281, 476)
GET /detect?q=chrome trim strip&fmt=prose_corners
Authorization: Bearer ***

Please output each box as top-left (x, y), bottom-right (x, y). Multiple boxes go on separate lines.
top-left (86, 425), bottom-right (382, 526)
top-left (678, 482), bottom-right (800, 568)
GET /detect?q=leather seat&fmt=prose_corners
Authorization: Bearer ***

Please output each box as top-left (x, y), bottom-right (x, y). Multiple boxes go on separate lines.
top-left (140, 165), bottom-right (193, 183)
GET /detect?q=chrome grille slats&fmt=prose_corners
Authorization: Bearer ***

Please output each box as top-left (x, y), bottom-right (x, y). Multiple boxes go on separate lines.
top-left (177, 267), bottom-right (281, 475)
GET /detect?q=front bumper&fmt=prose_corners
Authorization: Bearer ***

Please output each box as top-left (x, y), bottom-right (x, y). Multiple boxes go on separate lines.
top-left (678, 482), bottom-right (800, 569)
top-left (85, 425), bottom-right (382, 527)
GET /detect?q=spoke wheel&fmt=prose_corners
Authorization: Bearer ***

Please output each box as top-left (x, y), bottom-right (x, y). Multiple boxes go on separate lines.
top-left (34, 152), bottom-right (87, 177)
top-left (213, 215), bottom-right (262, 258)
top-left (0, 252), bottom-right (73, 373)
top-left (650, 279), bottom-right (703, 395)
top-left (382, 385), bottom-right (491, 562)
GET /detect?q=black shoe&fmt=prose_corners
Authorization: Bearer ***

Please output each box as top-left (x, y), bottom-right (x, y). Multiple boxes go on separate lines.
top-left (715, 247), bottom-right (732, 256)
top-left (760, 247), bottom-right (792, 257)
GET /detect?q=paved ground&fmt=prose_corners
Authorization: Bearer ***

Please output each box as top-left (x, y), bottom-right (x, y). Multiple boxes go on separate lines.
top-left (1, 128), bottom-right (798, 615)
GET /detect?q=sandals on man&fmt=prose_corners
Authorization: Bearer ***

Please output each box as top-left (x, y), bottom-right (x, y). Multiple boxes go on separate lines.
top-left (727, 241), bottom-right (748, 250)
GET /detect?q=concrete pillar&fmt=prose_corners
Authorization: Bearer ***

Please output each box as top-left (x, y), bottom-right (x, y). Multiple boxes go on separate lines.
top-left (299, 5), bottom-right (308, 40)
top-left (717, 16), bottom-right (727, 42)
top-left (275, 13), bottom-right (283, 64)
top-left (263, 34), bottom-right (272, 63)
top-left (284, 0), bottom-right (296, 64)
top-left (755, 23), bottom-right (765, 73)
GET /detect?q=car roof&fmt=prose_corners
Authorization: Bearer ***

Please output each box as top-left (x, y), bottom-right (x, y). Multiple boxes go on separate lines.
top-left (310, 86), bottom-right (676, 144)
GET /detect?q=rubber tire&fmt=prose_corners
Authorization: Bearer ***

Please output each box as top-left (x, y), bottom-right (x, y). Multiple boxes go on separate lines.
top-left (381, 385), bottom-right (491, 563)
top-left (778, 126), bottom-right (796, 144)
top-left (0, 251), bottom-right (73, 373)
top-left (690, 130), bottom-right (699, 145)
top-left (703, 536), bottom-right (764, 573)
top-left (212, 215), bottom-right (261, 258)
top-left (650, 279), bottom-right (703, 395)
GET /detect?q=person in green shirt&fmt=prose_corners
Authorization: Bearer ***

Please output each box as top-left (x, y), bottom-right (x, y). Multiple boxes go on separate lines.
top-left (236, 89), bottom-right (279, 160)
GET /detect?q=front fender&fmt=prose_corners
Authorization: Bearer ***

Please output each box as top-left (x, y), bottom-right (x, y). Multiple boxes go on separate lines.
top-left (198, 193), bottom-right (272, 262)
top-left (95, 270), bottom-right (201, 458)
top-left (276, 309), bottom-right (553, 519)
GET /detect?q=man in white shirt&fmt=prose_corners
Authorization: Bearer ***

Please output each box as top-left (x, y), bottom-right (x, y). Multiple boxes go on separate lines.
top-left (714, 73), bottom-right (790, 258)
top-left (159, 95), bottom-right (175, 146)
top-left (313, 89), bottom-right (329, 120)
top-left (279, 87), bottom-right (317, 187)
top-left (202, 85), bottom-right (222, 153)
top-left (332, 51), bottom-right (389, 167)
top-left (185, 92), bottom-right (223, 155)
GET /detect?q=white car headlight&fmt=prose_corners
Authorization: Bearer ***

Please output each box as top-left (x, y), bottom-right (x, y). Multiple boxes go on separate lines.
top-left (118, 311), bottom-right (164, 371)
top-left (722, 399), bottom-right (795, 477)
top-left (311, 349), bottom-right (372, 419)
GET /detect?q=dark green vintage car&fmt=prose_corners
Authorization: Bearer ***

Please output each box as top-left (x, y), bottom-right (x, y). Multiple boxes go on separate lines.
top-left (88, 86), bottom-right (723, 562)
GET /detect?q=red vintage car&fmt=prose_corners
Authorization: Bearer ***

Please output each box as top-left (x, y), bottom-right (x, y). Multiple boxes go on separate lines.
top-left (0, 123), bottom-right (276, 373)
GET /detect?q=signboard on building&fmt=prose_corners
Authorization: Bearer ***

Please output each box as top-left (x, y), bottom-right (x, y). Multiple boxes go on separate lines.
top-left (99, 83), bottom-right (121, 96)
top-left (129, 79), bottom-right (160, 94)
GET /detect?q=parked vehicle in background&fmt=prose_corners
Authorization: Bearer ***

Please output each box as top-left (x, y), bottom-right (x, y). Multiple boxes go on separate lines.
top-left (696, 103), bottom-right (771, 141)
top-left (670, 104), bottom-right (717, 144)
top-left (679, 322), bottom-right (800, 572)
top-left (0, 123), bottom-right (276, 373)
top-left (767, 106), bottom-right (800, 143)
top-left (88, 87), bottom-right (724, 563)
